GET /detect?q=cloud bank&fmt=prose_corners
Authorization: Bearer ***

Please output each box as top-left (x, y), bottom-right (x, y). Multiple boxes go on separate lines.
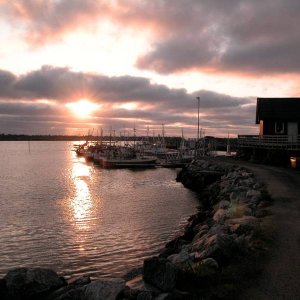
top-left (2, 0), bottom-right (299, 75)
top-left (0, 66), bottom-right (256, 136)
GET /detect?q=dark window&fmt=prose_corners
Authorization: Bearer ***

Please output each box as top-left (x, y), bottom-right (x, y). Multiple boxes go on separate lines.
top-left (275, 121), bottom-right (285, 134)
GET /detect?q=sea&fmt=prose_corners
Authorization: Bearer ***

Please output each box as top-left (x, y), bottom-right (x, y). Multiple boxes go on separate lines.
top-left (0, 141), bottom-right (199, 278)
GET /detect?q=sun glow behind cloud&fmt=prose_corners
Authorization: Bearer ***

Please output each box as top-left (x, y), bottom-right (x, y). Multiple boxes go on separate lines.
top-left (66, 99), bottom-right (100, 118)
top-left (114, 102), bottom-right (138, 110)
top-left (1, 0), bottom-right (299, 137)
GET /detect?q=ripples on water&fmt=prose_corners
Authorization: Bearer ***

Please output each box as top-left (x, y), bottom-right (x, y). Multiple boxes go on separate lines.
top-left (0, 141), bottom-right (199, 278)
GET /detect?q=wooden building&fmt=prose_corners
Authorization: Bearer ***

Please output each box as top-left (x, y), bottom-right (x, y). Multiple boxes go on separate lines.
top-left (256, 98), bottom-right (300, 137)
top-left (238, 98), bottom-right (300, 165)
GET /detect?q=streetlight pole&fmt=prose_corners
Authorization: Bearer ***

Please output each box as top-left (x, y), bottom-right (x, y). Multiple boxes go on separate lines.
top-left (196, 97), bottom-right (200, 157)
top-left (196, 97), bottom-right (200, 141)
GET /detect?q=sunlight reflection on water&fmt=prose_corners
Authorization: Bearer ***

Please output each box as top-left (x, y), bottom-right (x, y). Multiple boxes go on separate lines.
top-left (70, 161), bottom-right (93, 224)
top-left (0, 141), bottom-right (199, 278)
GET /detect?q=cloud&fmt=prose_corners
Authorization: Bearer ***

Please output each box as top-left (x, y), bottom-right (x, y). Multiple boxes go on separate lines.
top-left (134, 0), bottom-right (300, 75)
top-left (0, 70), bottom-right (17, 97)
top-left (0, 0), bottom-right (107, 45)
top-left (0, 66), bottom-right (257, 136)
top-left (2, 0), bottom-right (299, 76)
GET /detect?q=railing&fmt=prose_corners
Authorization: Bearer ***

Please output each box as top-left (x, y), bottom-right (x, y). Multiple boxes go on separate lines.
top-left (238, 135), bottom-right (300, 150)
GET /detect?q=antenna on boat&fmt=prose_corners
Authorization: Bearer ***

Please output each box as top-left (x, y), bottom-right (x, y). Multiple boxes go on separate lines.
top-left (133, 122), bottom-right (136, 147)
top-left (226, 132), bottom-right (231, 156)
top-left (100, 127), bottom-right (103, 145)
top-left (162, 124), bottom-right (165, 148)
top-left (109, 126), bottom-right (112, 146)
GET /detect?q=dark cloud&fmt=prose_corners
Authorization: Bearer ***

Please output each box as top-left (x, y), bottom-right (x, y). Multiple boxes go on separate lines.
top-left (134, 0), bottom-right (300, 74)
top-left (1, 65), bottom-right (251, 108)
top-left (0, 66), bottom-right (257, 136)
top-left (15, 66), bottom-right (87, 100)
top-left (0, 70), bottom-right (17, 98)
top-left (2, 1), bottom-right (299, 74)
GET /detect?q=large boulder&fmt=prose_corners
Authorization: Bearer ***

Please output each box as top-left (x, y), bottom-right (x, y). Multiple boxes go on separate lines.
top-left (47, 276), bottom-right (90, 300)
top-left (3, 267), bottom-right (66, 300)
top-left (143, 257), bottom-right (179, 292)
top-left (83, 278), bottom-right (125, 300)
top-left (226, 216), bottom-right (259, 234)
top-left (191, 258), bottom-right (219, 277)
top-left (168, 246), bottom-right (193, 267)
top-left (192, 232), bottom-right (236, 261)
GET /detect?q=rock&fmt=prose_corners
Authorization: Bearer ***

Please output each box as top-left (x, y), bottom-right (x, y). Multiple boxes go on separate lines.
top-left (246, 189), bottom-right (261, 199)
top-left (192, 225), bottom-right (209, 243)
top-left (83, 278), bottom-right (125, 300)
top-left (121, 286), bottom-right (140, 299)
top-left (213, 208), bottom-right (227, 223)
top-left (125, 274), bottom-right (144, 291)
top-left (67, 276), bottom-right (91, 286)
top-left (229, 191), bottom-right (246, 202)
top-left (226, 202), bottom-right (251, 219)
top-left (3, 267), bottom-right (66, 300)
top-left (208, 223), bottom-right (229, 235)
top-left (161, 237), bottom-right (190, 257)
top-left (45, 276), bottom-right (91, 300)
top-left (226, 216), bottom-right (259, 234)
top-left (122, 267), bottom-right (143, 281)
top-left (143, 257), bottom-right (178, 292)
top-left (155, 293), bottom-right (172, 300)
top-left (56, 288), bottom-right (83, 300)
top-left (239, 178), bottom-right (255, 187)
top-left (168, 247), bottom-right (193, 266)
top-left (191, 258), bottom-right (219, 277)
top-left (218, 200), bottom-right (230, 209)
top-left (201, 257), bottom-right (219, 269)
top-left (0, 278), bottom-right (7, 298)
top-left (192, 233), bottom-right (236, 261)
top-left (137, 290), bottom-right (155, 300)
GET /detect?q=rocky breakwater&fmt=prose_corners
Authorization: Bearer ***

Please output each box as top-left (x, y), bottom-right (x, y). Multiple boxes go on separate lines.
top-left (141, 159), bottom-right (274, 299)
top-left (0, 267), bottom-right (127, 300)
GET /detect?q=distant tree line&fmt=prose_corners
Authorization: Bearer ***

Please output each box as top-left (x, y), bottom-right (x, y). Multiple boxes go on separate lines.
top-left (0, 134), bottom-right (238, 150)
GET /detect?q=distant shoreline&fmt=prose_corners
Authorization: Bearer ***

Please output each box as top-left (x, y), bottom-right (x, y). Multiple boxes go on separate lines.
top-left (0, 134), bottom-right (87, 141)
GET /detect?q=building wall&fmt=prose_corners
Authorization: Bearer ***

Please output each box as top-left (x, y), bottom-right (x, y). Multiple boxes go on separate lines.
top-left (262, 120), bottom-right (300, 135)
top-left (262, 120), bottom-right (285, 135)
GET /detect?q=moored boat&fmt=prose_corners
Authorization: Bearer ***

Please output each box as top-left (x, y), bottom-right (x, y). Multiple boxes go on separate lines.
top-left (101, 146), bottom-right (157, 168)
top-left (102, 156), bottom-right (157, 168)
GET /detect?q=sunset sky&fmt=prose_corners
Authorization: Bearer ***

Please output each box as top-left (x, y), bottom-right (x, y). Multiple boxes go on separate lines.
top-left (1, 0), bottom-right (300, 137)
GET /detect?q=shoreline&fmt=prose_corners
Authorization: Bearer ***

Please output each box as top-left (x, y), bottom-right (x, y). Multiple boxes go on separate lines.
top-left (0, 158), bottom-right (274, 299)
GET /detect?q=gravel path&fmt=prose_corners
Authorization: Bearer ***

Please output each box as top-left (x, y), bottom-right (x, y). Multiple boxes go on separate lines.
top-left (217, 159), bottom-right (300, 299)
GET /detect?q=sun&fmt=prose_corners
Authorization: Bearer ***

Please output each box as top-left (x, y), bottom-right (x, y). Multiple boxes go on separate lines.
top-left (66, 99), bottom-right (99, 118)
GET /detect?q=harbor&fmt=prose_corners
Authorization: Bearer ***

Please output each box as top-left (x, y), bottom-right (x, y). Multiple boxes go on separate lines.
top-left (1, 0), bottom-right (300, 298)
top-left (0, 141), bottom-right (199, 280)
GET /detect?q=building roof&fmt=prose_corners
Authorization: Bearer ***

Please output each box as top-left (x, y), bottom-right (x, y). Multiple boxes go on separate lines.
top-left (256, 98), bottom-right (300, 124)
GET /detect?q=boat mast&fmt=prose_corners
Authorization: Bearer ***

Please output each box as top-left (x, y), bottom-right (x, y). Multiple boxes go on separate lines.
top-left (162, 124), bottom-right (165, 148)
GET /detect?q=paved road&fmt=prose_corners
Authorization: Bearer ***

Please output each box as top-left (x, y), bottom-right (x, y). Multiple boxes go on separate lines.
top-left (220, 160), bottom-right (300, 299)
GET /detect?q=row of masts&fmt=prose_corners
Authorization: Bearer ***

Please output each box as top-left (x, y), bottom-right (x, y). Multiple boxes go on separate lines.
top-left (84, 124), bottom-right (169, 147)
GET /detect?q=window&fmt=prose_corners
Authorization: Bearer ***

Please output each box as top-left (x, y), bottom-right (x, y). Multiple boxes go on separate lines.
top-left (275, 121), bottom-right (285, 134)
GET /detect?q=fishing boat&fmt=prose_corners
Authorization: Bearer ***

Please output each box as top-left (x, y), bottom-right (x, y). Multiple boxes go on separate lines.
top-left (101, 146), bottom-right (157, 168)
top-left (158, 130), bottom-right (194, 167)
top-left (158, 152), bottom-right (193, 168)
top-left (73, 142), bottom-right (88, 156)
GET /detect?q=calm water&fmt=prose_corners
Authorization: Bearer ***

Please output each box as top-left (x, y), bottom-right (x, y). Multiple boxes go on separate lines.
top-left (0, 141), bottom-right (198, 278)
